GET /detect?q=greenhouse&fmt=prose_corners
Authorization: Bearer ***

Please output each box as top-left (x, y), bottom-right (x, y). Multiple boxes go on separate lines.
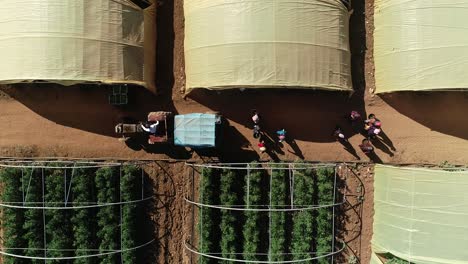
top-left (184, 0), bottom-right (352, 92)
top-left (371, 165), bottom-right (468, 264)
top-left (0, 0), bottom-right (156, 91)
top-left (184, 162), bottom-right (347, 263)
top-left (374, 0), bottom-right (468, 93)
top-left (0, 160), bottom-right (154, 262)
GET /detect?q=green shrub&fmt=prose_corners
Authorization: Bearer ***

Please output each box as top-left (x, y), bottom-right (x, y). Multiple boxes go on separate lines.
top-left (71, 168), bottom-right (97, 264)
top-left (316, 167), bottom-right (335, 264)
top-left (290, 166), bottom-right (315, 263)
top-left (22, 169), bottom-right (45, 264)
top-left (219, 169), bottom-right (238, 263)
top-left (198, 167), bottom-right (217, 264)
top-left (44, 168), bottom-right (74, 263)
top-left (269, 165), bottom-right (287, 262)
top-left (242, 164), bottom-right (262, 261)
top-left (95, 167), bottom-right (120, 264)
top-left (0, 168), bottom-right (27, 264)
top-left (121, 165), bottom-right (141, 264)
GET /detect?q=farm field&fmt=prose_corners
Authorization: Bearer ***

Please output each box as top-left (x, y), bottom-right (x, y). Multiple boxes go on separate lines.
top-left (0, 164), bottom-right (153, 264)
top-left (0, 1), bottom-right (467, 165)
top-left (185, 163), bottom-right (375, 264)
top-left (192, 164), bottom-right (337, 263)
top-left (0, 0), bottom-right (466, 264)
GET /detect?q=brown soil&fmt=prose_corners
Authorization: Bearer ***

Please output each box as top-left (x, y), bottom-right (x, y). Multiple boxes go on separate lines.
top-left (0, 0), bottom-right (466, 165)
top-left (336, 164), bottom-right (375, 264)
top-left (0, 0), bottom-right (466, 264)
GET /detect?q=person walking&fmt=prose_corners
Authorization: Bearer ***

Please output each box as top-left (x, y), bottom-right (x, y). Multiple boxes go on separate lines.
top-left (365, 114), bottom-right (382, 130)
top-left (258, 140), bottom-right (266, 153)
top-left (252, 109), bottom-right (260, 124)
top-left (253, 124), bottom-right (261, 139)
top-left (333, 125), bottom-right (347, 142)
top-left (348, 110), bottom-right (362, 131)
top-left (359, 138), bottom-right (374, 154)
top-left (350, 111), bottom-right (361, 122)
top-left (276, 129), bottom-right (286, 142)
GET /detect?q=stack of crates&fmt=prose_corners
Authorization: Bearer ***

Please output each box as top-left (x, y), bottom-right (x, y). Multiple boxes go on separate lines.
top-left (109, 84), bottom-right (128, 105)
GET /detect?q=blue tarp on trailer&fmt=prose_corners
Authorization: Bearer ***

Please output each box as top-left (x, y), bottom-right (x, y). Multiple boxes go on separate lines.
top-left (174, 113), bottom-right (217, 148)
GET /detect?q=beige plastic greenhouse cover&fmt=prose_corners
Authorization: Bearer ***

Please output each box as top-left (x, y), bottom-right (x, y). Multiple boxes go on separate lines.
top-left (374, 0), bottom-right (468, 93)
top-left (372, 165), bottom-right (468, 264)
top-left (0, 0), bottom-right (156, 91)
top-left (184, 0), bottom-right (352, 92)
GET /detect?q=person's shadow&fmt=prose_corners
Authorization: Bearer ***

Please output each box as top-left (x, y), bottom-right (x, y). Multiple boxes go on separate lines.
top-left (337, 139), bottom-right (361, 160)
top-left (372, 138), bottom-right (394, 157)
top-left (365, 151), bottom-right (383, 163)
top-left (262, 132), bottom-right (285, 156)
top-left (259, 133), bottom-right (281, 161)
top-left (284, 138), bottom-right (304, 160)
top-left (378, 130), bottom-right (396, 151)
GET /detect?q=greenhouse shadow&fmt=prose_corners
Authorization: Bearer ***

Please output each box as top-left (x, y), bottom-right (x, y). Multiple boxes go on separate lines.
top-left (2, 83), bottom-right (178, 138)
top-left (189, 89), bottom-right (366, 143)
top-left (155, 0), bottom-right (175, 96)
top-left (381, 92), bottom-right (468, 140)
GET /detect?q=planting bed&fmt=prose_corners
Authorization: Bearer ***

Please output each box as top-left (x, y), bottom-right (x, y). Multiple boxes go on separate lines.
top-left (186, 162), bottom-right (344, 263)
top-left (0, 162), bottom-right (153, 263)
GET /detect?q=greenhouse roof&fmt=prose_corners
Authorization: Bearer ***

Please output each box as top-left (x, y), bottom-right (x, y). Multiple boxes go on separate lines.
top-left (374, 0), bottom-right (468, 93)
top-left (184, 0), bottom-right (352, 92)
top-left (372, 165), bottom-right (468, 264)
top-left (0, 0), bottom-right (156, 90)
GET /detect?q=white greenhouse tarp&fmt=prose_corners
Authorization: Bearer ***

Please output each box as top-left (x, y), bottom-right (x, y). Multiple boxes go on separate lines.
top-left (372, 165), bottom-right (468, 264)
top-left (0, 0), bottom-right (156, 90)
top-left (184, 0), bottom-right (352, 92)
top-left (374, 0), bottom-right (468, 93)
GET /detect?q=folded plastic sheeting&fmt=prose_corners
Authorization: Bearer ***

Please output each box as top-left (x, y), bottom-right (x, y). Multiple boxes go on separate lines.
top-left (174, 113), bottom-right (217, 148)
top-left (184, 0), bottom-right (351, 92)
top-left (0, 0), bottom-right (156, 91)
top-left (374, 0), bottom-right (468, 93)
top-left (372, 165), bottom-right (468, 264)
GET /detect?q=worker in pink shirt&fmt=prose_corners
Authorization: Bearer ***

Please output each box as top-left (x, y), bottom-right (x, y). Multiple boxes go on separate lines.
top-left (252, 109), bottom-right (260, 124)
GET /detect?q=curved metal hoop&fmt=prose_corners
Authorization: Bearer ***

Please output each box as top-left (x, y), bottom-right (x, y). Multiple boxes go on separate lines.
top-left (0, 160), bottom-right (151, 169)
top-left (186, 162), bottom-right (337, 170)
top-left (184, 197), bottom-right (346, 212)
top-left (0, 239), bottom-right (155, 260)
top-left (184, 241), bottom-right (346, 263)
top-left (0, 196), bottom-right (153, 210)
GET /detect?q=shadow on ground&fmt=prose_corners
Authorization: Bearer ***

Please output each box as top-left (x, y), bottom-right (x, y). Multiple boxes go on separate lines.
top-left (381, 92), bottom-right (468, 140)
top-left (2, 84), bottom-right (176, 136)
top-left (188, 89), bottom-right (366, 143)
top-left (1, 83), bottom-right (187, 157)
top-left (186, 0), bottom-right (368, 145)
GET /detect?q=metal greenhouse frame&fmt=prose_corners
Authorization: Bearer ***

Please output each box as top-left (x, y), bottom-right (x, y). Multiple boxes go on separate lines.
top-left (0, 160), bottom-right (155, 262)
top-left (184, 162), bottom-right (348, 263)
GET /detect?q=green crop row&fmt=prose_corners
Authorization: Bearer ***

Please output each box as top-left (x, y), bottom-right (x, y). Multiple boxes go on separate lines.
top-left (45, 168), bottom-right (74, 263)
top-left (0, 168), bottom-right (27, 264)
top-left (220, 169), bottom-right (239, 263)
top-left (269, 165), bottom-right (287, 262)
top-left (316, 167), bottom-right (335, 264)
top-left (198, 167), bottom-right (217, 264)
top-left (0, 165), bottom-right (149, 264)
top-left (197, 163), bottom-right (336, 263)
top-left (242, 164), bottom-right (262, 261)
top-left (290, 166), bottom-right (315, 263)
